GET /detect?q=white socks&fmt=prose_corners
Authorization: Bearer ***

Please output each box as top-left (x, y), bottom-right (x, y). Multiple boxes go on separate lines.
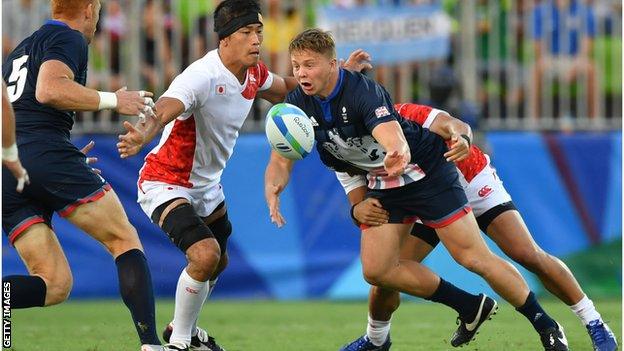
top-left (570, 295), bottom-right (602, 325)
top-left (366, 315), bottom-right (391, 346)
top-left (170, 269), bottom-right (209, 345)
top-left (190, 278), bottom-right (218, 337)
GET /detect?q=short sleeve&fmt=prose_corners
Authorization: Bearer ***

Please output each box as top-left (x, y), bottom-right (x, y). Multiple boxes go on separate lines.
top-left (255, 61), bottom-right (274, 91)
top-left (335, 172), bottom-right (367, 194)
top-left (356, 78), bottom-right (398, 132)
top-left (42, 31), bottom-right (88, 76)
top-left (161, 66), bottom-right (211, 112)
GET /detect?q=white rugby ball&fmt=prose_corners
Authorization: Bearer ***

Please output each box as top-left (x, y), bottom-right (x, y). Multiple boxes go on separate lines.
top-left (265, 103), bottom-right (315, 160)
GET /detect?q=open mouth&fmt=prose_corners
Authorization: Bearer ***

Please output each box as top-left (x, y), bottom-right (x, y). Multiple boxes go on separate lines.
top-left (300, 82), bottom-right (313, 90)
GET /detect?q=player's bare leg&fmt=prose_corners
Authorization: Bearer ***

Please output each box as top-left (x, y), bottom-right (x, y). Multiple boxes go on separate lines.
top-left (7, 224), bottom-right (72, 307)
top-left (436, 212), bottom-right (568, 350)
top-left (351, 223), bottom-right (496, 349)
top-left (486, 210), bottom-right (616, 350)
top-left (363, 236), bottom-right (435, 347)
top-left (67, 189), bottom-right (161, 347)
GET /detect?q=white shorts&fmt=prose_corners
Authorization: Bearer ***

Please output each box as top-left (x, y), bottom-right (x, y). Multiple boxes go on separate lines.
top-left (462, 163), bottom-right (513, 218)
top-left (137, 180), bottom-right (225, 220)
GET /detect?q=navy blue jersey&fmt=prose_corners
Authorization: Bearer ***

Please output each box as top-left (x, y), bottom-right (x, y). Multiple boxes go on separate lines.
top-left (285, 69), bottom-right (448, 189)
top-left (2, 20), bottom-right (89, 142)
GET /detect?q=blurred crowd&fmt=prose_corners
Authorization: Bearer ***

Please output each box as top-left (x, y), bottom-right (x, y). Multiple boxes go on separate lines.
top-left (2, 0), bottom-right (622, 131)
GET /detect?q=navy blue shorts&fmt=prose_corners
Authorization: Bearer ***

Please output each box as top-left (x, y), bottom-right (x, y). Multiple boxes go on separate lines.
top-left (2, 140), bottom-right (110, 244)
top-left (409, 201), bottom-right (519, 248)
top-left (364, 161), bottom-right (471, 229)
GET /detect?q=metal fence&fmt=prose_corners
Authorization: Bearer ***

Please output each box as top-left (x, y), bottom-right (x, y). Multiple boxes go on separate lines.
top-left (2, 0), bottom-right (621, 133)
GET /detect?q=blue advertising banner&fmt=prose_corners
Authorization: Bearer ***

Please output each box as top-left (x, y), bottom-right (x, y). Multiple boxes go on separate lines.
top-left (317, 4), bottom-right (452, 64)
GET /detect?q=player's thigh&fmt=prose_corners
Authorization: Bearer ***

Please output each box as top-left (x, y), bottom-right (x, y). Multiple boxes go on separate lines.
top-left (435, 212), bottom-right (492, 262)
top-left (65, 188), bottom-right (141, 253)
top-left (361, 223), bottom-right (411, 273)
top-left (400, 232), bottom-right (435, 263)
top-left (13, 223), bottom-right (72, 287)
top-left (484, 209), bottom-right (542, 259)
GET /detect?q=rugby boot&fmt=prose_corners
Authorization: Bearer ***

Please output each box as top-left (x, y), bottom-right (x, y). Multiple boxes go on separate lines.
top-left (539, 322), bottom-right (569, 351)
top-left (163, 323), bottom-right (226, 351)
top-left (450, 293), bottom-right (498, 347)
top-left (339, 335), bottom-right (391, 351)
top-left (587, 319), bottom-right (618, 351)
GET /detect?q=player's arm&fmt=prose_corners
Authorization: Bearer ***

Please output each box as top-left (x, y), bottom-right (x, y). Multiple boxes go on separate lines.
top-left (117, 97), bottom-right (185, 158)
top-left (36, 60), bottom-right (153, 116)
top-left (256, 75), bottom-right (298, 104)
top-left (371, 121), bottom-right (411, 177)
top-left (428, 112), bottom-right (472, 162)
top-left (264, 151), bottom-right (295, 227)
top-left (336, 172), bottom-right (389, 227)
top-left (2, 82), bottom-right (29, 192)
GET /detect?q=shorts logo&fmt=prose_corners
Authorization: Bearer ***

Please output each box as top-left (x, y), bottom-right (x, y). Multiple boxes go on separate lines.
top-left (216, 84), bottom-right (226, 95)
top-left (375, 106), bottom-right (390, 118)
top-left (478, 185), bottom-right (493, 198)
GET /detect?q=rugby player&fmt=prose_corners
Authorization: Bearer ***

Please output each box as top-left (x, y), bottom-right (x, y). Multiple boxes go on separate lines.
top-left (265, 29), bottom-right (569, 350)
top-left (340, 103), bottom-right (616, 351)
top-left (1, 1), bottom-right (164, 350)
top-left (115, 1), bottom-right (372, 350)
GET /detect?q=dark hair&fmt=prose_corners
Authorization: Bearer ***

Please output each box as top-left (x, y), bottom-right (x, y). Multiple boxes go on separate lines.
top-left (213, 0), bottom-right (262, 35)
top-left (289, 28), bottom-right (336, 59)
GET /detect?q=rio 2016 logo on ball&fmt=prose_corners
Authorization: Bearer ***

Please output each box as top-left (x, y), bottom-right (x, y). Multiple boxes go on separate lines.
top-left (265, 103), bottom-right (315, 160)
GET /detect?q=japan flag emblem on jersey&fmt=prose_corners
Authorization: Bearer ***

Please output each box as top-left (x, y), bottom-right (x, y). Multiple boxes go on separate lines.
top-left (216, 84), bottom-right (226, 95)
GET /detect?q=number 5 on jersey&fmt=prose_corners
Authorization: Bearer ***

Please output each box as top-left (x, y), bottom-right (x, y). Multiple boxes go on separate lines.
top-left (7, 55), bottom-right (29, 102)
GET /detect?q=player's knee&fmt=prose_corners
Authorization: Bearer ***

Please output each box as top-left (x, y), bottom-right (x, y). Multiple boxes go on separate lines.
top-left (103, 223), bottom-right (141, 257)
top-left (212, 251), bottom-right (229, 279)
top-left (362, 264), bottom-right (391, 287)
top-left (510, 247), bottom-right (547, 273)
top-left (44, 271), bottom-right (73, 306)
top-left (187, 239), bottom-right (221, 279)
top-left (161, 203), bottom-right (216, 254)
top-left (454, 252), bottom-right (488, 274)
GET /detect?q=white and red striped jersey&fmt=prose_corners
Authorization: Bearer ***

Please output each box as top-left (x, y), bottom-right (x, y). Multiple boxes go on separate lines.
top-left (139, 49), bottom-right (273, 189)
top-left (336, 103), bottom-right (489, 193)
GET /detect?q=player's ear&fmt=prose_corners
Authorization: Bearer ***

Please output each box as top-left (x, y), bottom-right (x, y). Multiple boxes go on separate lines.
top-left (85, 2), bottom-right (94, 20)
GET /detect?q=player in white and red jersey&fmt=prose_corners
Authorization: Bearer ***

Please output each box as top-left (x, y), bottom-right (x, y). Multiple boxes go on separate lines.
top-left (116, 2), bottom-right (372, 350)
top-left (339, 103), bottom-right (615, 351)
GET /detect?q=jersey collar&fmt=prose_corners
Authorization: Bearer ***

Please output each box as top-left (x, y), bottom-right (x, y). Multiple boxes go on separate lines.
top-left (314, 68), bottom-right (345, 103)
top-left (44, 19), bottom-right (70, 28)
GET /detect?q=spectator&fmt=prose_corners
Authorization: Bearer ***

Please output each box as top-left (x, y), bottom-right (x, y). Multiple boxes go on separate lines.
top-left (2, 0), bottom-right (49, 58)
top-left (530, 0), bottom-right (598, 119)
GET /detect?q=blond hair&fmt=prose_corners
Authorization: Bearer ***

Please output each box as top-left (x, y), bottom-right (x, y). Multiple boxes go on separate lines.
top-left (289, 28), bottom-right (336, 59)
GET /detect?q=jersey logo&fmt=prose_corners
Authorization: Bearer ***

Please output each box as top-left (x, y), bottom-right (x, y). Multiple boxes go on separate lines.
top-left (309, 116), bottom-right (319, 127)
top-left (341, 106), bottom-right (348, 122)
top-left (216, 84), bottom-right (226, 95)
top-left (478, 185), bottom-right (493, 198)
top-left (375, 106), bottom-right (390, 118)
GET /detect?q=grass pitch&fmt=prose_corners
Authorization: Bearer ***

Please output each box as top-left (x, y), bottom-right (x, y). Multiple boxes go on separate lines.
top-left (5, 299), bottom-right (621, 350)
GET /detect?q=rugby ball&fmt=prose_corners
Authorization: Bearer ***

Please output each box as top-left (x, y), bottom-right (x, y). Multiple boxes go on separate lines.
top-left (265, 103), bottom-right (315, 160)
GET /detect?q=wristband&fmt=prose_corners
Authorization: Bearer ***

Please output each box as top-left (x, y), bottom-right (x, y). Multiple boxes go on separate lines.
top-left (460, 134), bottom-right (472, 147)
top-left (97, 91), bottom-right (118, 110)
top-left (2, 143), bottom-right (18, 162)
top-left (350, 202), bottom-right (361, 226)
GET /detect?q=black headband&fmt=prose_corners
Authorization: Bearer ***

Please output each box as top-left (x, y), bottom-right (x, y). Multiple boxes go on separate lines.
top-left (216, 12), bottom-right (263, 40)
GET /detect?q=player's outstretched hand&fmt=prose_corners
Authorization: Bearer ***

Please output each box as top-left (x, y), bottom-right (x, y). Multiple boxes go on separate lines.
top-left (354, 198), bottom-right (389, 226)
top-left (3, 159), bottom-right (29, 193)
top-left (266, 184), bottom-right (286, 228)
top-left (341, 49), bottom-right (373, 73)
top-left (444, 133), bottom-right (470, 162)
top-left (117, 121), bottom-right (145, 158)
top-left (115, 87), bottom-right (155, 119)
top-left (383, 150), bottom-right (410, 177)
top-left (79, 140), bottom-right (101, 174)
